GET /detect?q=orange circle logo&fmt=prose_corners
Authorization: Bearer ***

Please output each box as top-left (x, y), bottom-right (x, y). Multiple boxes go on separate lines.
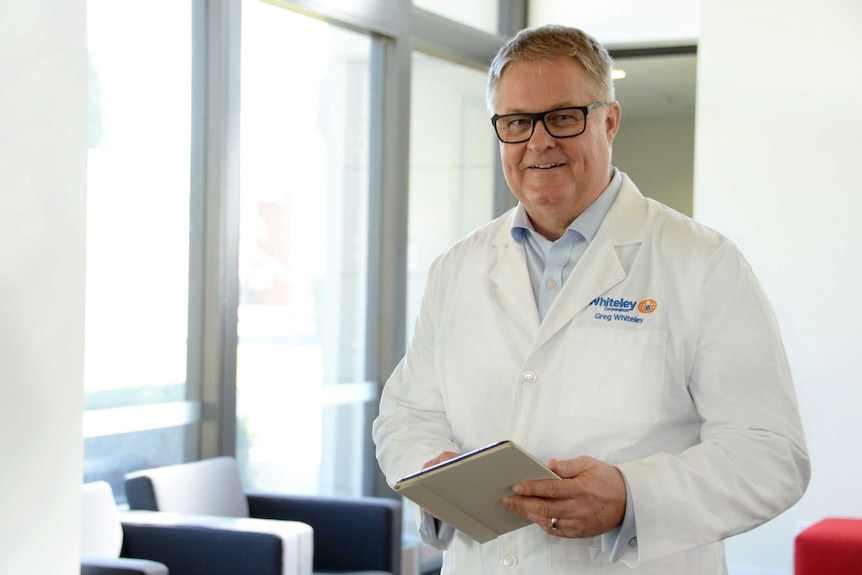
top-left (638, 299), bottom-right (658, 313)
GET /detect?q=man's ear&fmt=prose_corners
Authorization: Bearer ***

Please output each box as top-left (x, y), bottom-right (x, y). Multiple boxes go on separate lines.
top-left (605, 101), bottom-right (622, 144)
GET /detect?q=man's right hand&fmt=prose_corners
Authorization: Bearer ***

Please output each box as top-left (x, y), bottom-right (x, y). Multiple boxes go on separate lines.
top-left (423, 451), bottom-right (460, 470)
top-left (420, 451), bottom-right (461, 521)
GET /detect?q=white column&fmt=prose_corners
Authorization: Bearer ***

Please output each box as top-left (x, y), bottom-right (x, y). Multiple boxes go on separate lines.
top-left (0, 0), bottom-right (87, 573)
top-left (695, 0), bottom-right (862, 573)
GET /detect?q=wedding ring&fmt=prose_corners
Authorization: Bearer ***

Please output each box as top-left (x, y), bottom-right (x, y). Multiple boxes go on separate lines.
top-left (550, 517), bottom-right (559, 530)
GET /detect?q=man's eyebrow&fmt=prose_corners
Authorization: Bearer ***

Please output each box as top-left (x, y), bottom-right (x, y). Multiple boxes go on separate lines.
top-left (497, 103), bottom-right (579, 114)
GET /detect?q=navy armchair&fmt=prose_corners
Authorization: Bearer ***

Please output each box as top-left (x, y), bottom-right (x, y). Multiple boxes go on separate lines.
top-left (82, 481), bottom-right (313, 575)
top-left (124, 457), bottom-right (402, 575)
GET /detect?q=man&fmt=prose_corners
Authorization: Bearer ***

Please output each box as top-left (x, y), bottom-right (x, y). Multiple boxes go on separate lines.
top-left (372, 24), bottom-right (809, 574)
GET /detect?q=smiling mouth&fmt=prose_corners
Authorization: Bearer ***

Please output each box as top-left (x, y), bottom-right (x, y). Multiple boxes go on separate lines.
top-left (529, 163), bottom-right (563, 169)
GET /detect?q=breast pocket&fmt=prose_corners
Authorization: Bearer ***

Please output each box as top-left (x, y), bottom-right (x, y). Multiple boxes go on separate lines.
top-left (559, 328), bottom-right (667, 423)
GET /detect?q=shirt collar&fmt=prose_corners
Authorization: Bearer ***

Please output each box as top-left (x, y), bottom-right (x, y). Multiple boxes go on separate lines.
top-left (511, 167), bottom-right (623, 243)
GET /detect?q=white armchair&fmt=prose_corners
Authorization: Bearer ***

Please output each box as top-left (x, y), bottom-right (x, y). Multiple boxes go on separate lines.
top-left (81, 481), bottom-right (168, 575)
top-left (81, 480), bottom-right (314, 575)
top-left (124, 457), bottom-right (401, 575)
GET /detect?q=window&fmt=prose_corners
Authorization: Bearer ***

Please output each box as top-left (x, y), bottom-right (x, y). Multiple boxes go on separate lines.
top-left (406, 52), bottom-right (497, 336)
top-left (237, 0), bottom-right (374, 496)
top-left (82, 0), bottom-right (523, 505)
top-left (84, 0), bottom-right (197, 498)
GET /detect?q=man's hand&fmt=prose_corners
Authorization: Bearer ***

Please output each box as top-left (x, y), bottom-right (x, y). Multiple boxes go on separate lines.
top-left (502, 455), bottom-right (626, 538)
top-left (419, 451), bottom-right (460, 521)
top-left (423, 451), bottom-right (460, 470)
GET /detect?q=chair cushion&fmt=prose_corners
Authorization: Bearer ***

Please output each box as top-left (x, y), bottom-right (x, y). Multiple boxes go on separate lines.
top-left (125, 457), bottom-right (249, 517)
top-left (81, 556), bottom-right (169, 575)
top-left (795, 518), bottom-right (862, 574)
top-left (248, 493), bottom-right (401, 573)
top-left (81, 481), bottom-right (124, 558)
top-left (122, 510), bottom-right (313, 575)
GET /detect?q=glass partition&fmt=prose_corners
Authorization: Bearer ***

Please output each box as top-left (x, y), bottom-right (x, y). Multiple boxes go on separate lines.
top-left (406, 52), bottom-right (497, 337)
top-left (84, 0), bottom-right (194, 498)
top-left (238, 0), bottom-right (373, 496)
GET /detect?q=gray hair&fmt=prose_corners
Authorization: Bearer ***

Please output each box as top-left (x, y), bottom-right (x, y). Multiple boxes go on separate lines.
top-left (487, 24), bottom-right (615, 113)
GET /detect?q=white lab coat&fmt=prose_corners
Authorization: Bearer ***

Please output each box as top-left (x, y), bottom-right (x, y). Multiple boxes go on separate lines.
top-left (373, 175), bottom-right (809, 574)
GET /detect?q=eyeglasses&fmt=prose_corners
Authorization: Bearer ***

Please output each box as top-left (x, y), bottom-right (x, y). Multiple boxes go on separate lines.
top-left (491, 101), bottom-right (608, 144)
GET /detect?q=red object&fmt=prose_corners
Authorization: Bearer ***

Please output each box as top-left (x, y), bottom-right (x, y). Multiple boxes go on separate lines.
top-left (795, 518), bottom-right (862, 574)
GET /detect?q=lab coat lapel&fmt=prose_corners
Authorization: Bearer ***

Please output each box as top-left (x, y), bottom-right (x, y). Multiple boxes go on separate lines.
top-left (488, 216), bottom-right (541, 334)
top-left (533, 176), bottom-right (647, 350)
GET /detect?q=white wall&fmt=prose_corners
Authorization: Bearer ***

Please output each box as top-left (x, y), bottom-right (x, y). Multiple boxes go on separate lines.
top-left (695, 0), bottom-right (862, 573)
top-left (530, 0), bottom-right (862, 573)
top-left (0, 0), bottom-right (87, 573)
top-left (529, 0), bottom-right (699, 47)
top-left (613, 116), bottom-right (695, 215)
top-left (529, 0), bottom-right (698, 217)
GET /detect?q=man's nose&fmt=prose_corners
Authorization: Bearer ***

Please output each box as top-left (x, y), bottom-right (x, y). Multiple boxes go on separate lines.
top-left (528, 119), bottom-right (556, 149)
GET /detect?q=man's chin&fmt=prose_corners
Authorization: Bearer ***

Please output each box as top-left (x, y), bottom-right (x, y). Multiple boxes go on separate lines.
top-left (521, 185), bottom-right (574, 206)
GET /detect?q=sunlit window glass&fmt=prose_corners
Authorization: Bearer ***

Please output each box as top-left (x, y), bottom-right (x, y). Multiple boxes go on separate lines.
top-left (238, 0), bottom-right (372, 496)
top-left (84, 0), bottom-right (193, 496)
top-left (406, 52), bottom-right (496, 338)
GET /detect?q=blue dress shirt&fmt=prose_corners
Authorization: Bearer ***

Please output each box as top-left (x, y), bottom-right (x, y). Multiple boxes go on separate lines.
top-left (508, 167), bottom-right (639, 561)
top-left (511, 168), bottom-right (622, 322)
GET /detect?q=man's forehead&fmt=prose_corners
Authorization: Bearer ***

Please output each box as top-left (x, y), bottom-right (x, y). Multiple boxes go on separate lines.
top-left (500, 57), bottom-right (588, 77)
top-left (496, 59), bottom-right (593, 109)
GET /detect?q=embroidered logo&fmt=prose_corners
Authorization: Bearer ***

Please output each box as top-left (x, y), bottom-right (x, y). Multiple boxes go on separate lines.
top-left (590, 296), bottom-right (659, 324)
top-left (638, 299), bottom-right (658, 314)
top-left (588, 296), bottom-right (637, 312)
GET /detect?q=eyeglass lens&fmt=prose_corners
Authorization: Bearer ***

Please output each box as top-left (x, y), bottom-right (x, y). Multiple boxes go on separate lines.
top-left (495, 108), bottom-right (587, 143)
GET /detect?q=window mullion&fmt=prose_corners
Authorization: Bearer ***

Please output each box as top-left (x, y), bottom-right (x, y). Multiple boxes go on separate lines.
top-left (200, 0), bottom-right (242, 460)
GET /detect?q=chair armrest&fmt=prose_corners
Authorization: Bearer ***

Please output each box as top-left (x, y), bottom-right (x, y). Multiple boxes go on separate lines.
top-left (120, 511), bottom-right (313, 575)
top-left (123, 475), bottom-right (158, 511)
top-left (247, 492), bottom-right (401, 574)
top-left (81, 557), bottom-right (168, 575)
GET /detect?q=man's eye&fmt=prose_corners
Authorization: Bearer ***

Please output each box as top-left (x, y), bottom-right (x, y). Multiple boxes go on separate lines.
top-left (548, 113), bottom-right (576, 123)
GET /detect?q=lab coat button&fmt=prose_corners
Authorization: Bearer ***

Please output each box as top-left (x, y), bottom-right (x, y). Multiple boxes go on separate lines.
top-left (628, 536), bottom-right (638, 548)
top-left (521, 371), bottom-right (538, 386)
top-left (501, 553), bottom-right (518, 568)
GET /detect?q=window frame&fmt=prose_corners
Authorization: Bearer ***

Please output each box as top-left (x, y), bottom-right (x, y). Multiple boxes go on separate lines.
top-left (83, 0), bottom-right (526, 500)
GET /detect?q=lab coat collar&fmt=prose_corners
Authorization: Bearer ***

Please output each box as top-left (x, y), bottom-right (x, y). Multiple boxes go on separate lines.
top-left (489, 173), bottom-right (648, 349)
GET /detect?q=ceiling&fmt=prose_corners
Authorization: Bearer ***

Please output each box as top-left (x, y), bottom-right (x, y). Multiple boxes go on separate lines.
top-left (609, 52), bottom-right (698, 122)
top-left (529, 0), bottom-right (700, 50)
top-left (527, 0), bottom-right (699, 123)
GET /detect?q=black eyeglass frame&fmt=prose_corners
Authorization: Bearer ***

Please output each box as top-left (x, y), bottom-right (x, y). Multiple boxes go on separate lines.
top-left (490, 100), bottom-right (608, 144)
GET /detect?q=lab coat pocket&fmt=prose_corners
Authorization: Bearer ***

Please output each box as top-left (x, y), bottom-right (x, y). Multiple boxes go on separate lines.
top-left (560, 328), bottom-right (667, 423)
top-left (549, 542), bottom-right (688, 574)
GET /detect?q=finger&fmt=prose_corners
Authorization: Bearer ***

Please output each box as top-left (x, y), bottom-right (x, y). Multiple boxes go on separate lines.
top-left (512, 456), bottom-right (597, 496)
top-left (502, 494), bottom-right (556, 524)
top-left (504, 497), bottom-right (564, 535)
top-left (549, 455), bottom-right (596, 479)
top-left (511, 476), bottom-right (567, 498)
top-left (422, 451), bottom-right (460, 470)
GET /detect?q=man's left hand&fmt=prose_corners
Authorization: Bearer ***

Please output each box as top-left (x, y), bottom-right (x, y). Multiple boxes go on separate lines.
top-left (502, 455), bottom-right (627, 538)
